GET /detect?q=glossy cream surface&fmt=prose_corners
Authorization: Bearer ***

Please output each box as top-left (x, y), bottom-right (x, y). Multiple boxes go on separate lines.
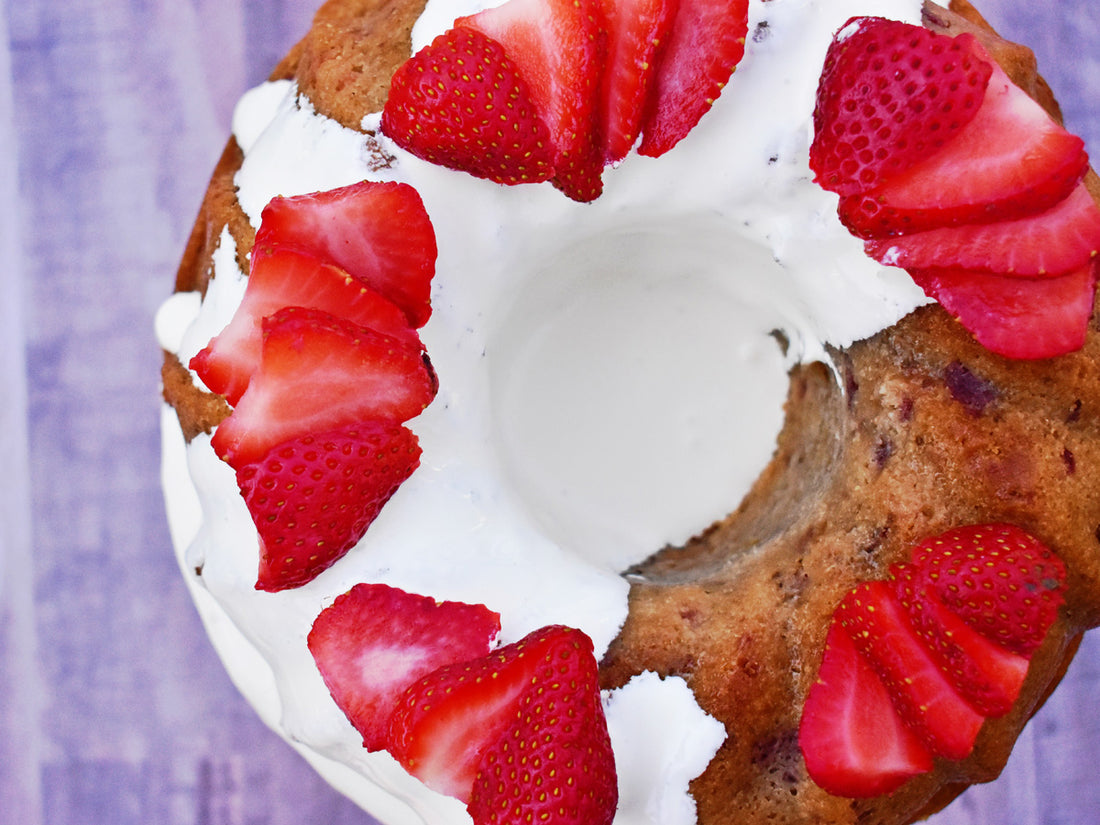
top-left (157, 0), bottom-right (929, 822)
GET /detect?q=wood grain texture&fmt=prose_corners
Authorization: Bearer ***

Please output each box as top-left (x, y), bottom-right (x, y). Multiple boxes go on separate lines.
top-left (0, 1), bottom-right (1096, 824)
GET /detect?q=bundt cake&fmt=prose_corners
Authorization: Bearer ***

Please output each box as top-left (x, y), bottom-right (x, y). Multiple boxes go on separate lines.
top-left (157, 0), bottom-right (1100, 823)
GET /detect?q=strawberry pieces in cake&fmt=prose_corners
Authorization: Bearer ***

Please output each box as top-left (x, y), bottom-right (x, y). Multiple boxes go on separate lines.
top-left (799, 523), bottom-right (1067, 797)
top-left (811, 18), bottom-right (1100, 360)
top-left (238, 425), bottom-right (422, 592)
top-left (387, 625), bottom-right (618, 825)
top-left (253, 181), bottom-right (437, 328)
top-left (382, 27), bottom-right (557, 189)
top-left (193, 179), bottom-right (440, 590)
top-left (308, 583), bottom-right (502, 749)
top-left (636, 0), bottom-right (749, 158)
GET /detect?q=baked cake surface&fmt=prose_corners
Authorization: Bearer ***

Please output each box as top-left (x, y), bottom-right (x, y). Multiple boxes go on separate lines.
top-left (159, 1), bottom-right (1100, 824)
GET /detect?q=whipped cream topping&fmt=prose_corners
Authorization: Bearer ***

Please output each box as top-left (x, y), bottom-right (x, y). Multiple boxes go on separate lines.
top-left (158, 0), bottom-right (929, 823)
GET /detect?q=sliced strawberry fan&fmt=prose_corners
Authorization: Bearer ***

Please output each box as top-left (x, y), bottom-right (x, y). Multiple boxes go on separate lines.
top-left (811, 17), bottom-right (1100, 360)
top-left (799, 523), bottom-right (1067, 797)
top-left (381, 0), bottom-right (751, 199)
top-left (309, 584), bottom-right (618, 825)
top-left (799, 622), bottom-right (932, 799)
top-left (865, 184), bottom-right (1100, 278)
top-left (191, 179), bottom-right (440, 591)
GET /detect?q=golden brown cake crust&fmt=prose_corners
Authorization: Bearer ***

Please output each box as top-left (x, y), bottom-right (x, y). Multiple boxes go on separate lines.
top-left (164, 2), bottom-right (1100, 823)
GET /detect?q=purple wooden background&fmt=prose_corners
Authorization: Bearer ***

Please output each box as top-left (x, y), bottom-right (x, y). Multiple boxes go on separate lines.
top-left (1, 1), bottom-right (1097, 823)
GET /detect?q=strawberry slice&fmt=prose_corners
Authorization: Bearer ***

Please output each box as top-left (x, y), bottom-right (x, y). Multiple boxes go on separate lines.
top-left (799, 622), bottom-right (932, 798)
top-left (801, 523), bottom-right (1068, 797)
top-left (810, 18), bottom-right (992, 196)
top-left (387, 628), bottom-right (559, 801)
top-left (210, 306), bottom-right (437, 466)
top-left (308, 583), bottom-right (501, 748)
top-left (866, 183), bottom-right (1100, 278)
top-left (908, 524), bottom-right (1068, 656)
top-left (838, 580), bottom-right (985, 760)
top-left (190, 246), bottom-right (421, 406)
top-left (837, 61), bottom-right (1087, 238)
top-left (909, 262), bottom-right (1098, 360)
top-left (893, 564), bottom-right (1029, 716)
top-left (386, 625), bottom-right (617, 825)
top-left (637, 0), bottom-right (749, 158)
top-left (596, 0), bottom-right (677, 164)
top-left (382, 28), bottom-right (557, 192)
top-left (252, 181), bottom-right (437, 329)
top-left (235, 424), bottom-right (422, 591)
top-left (457, 0), bottom-right (605, 202)
top-left (467, 650), bottom-right (618, 825)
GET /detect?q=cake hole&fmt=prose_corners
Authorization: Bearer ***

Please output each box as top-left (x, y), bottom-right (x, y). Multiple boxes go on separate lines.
top-left (489, 227), bottom-right (797, 571)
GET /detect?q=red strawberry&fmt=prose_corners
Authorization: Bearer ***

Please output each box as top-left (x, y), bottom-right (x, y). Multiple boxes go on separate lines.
top-left (892, 564), bottom-right (1029, 716)
top-left (382, 27), bottom-right (557, 191)
top-left (836, 61), bottom-right (1087, 238)
top-left (190, 246), bottom-right (421, 406)
top-left (908, 263), bottom-right (1098, 360)
top-left (308, 584), bottom-right (501, 748)
top-left (799, 622), bottom-right (932, 798)
top-left (386, 625), bottom-right (617, 825)
top-left (234, 423), bottom-right (421, 591)
top-left (210, 306), bottom-right (437, 466)
top-left (866, 183), bottom-right (1100, 277)
top-left (908, 524), bottom-right (1067, 656)
top-left (810, 19), bottom-right (993, 196)
top-left (838, 580), bottom-right (985, 760)
top-left (468, 684), bottom-right (618, 825)
top-left (596, 0), bottom-right (677, 164)
top-left (637, 0), bottom-right (749, 158)
top-left (254, 181), bottom-right (437, 328)
top-left (800, 524), bottom-right (1068, 797)
top-left (457, 0), bottom-right (606, 202)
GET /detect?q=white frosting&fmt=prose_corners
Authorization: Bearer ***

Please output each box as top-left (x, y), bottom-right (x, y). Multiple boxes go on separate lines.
top-left (158, 0), bottom-right (930, 823)
top-left (606, 673), bottom-right (729, 825)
